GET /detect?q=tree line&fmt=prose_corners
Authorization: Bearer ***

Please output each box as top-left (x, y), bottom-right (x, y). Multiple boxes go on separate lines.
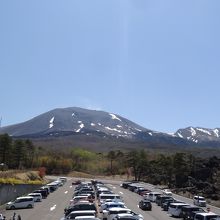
top-left (1, 133), bottom-right (220, 199)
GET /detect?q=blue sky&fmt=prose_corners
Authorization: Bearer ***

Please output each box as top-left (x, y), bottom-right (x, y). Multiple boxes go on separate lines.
top-left (0, 0), bottom-right (220, 133)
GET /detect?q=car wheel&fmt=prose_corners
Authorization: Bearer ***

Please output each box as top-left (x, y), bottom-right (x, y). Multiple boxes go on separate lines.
top-left (11, 205), bottom-right (15, 210)
top-left (27, 204), bottom-right (33, 208)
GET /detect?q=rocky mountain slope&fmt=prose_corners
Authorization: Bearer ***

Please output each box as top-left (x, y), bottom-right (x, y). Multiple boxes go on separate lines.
top-left (1, 107), bottom-right (220, 149)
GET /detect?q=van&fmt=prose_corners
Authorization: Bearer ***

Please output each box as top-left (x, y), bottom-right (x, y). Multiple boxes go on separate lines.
top-left (194, 212), bottom-right (220, 220)
top-left (106, 207), bottom-right (132, 220)
top-left (99, 194), bottom-right (122, 205)
top-left (59, 177), bottom-right (67, 183)
top-left (148, 192), bottom-right (161, 202)
top-left (6, 196), bottom-right (34, 210)
top-left (28, 193), bottom-right (42, 202)
top-left (168, 203), bottom-right (189, 217)
top-left (193, 196), bottom-right (207, 207)
top-left (181, 205), bottom-right (205, 220)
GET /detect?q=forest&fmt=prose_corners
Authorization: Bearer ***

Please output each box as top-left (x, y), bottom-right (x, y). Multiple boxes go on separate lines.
top-left (1, 133), bottom-right (220, 200)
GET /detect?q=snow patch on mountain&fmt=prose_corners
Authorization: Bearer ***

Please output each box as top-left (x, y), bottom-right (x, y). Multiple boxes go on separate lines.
top-left (105, 126), bottom-right (122, 133)
top-left (177, 132), bottom-right (183, 138)
top-left (76, 123), bottom-right (84, 133)
top-left (148, 132), bottom-right (153, 136)
top-left (117, 125), bottom-right (122, 128)
top-left (91, 123), bottom-right (96, 126)
top-left (49, 117), bottom-right (55, 129)
top-left (196, 128), bottom-right (211, 135)
top-left (190, 127), bottom-right (196, 136)
top-left (109, 113), bottom-right (122, 122)
top-left (213, 129), bottom-right (219, 138)
top-left (72, 113), bottom-right (75, 117)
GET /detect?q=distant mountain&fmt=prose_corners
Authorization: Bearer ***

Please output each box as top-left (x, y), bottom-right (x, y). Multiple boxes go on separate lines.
top-left (175, 127), bottom-right (220, 146)
top-left (1, 107), bottom-right (220, 150)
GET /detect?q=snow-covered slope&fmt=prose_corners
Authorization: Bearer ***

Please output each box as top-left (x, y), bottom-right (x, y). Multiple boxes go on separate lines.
top-left (0, 107), bottom-right (149, 138)
top-left (175, 127), bottom-right (220, 144)
top-left (1, 107), bottom-right (220, 148)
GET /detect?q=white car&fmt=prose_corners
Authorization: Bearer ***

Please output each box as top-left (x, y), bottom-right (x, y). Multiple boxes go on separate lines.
top-left (194, 212), bottom-right (220, 220)
top-left (101, 202), bottom-right (126, 219)
top-left (193, 196), bottom-right (207, 207)
top-left (6, 196), bottom-right (34, 210)
top-left (112, 213), bottom-right (143, 220)
top-left (168, 203), bottom-right (189, 217)
top-left (28, 193), bottom-right (42, 202)
top-left (162, 189), bottom-right (172, 196)
top-left (0, 214), bottom-right (5, 220)
top-left (62, 210), bottom-right (96, 220)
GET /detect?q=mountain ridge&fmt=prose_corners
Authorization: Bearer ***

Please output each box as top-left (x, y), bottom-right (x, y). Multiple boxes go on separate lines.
top-left (1, 107), bottom-right (220, 148)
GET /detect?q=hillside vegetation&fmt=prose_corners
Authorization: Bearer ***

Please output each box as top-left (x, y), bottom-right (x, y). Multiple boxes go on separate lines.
top-left (1, 133), bottom-right (220, 202)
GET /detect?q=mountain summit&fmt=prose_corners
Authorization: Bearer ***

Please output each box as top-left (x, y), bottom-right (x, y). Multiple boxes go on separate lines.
top-left (1, 107), bottom-right (220, 149)
top-left (0, 107), bottom-right (149, 138)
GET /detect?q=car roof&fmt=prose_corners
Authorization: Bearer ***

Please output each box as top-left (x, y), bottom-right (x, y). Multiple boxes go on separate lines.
top-left (108, 207), bottom-right (131, 211)
top-left (195, 212), bottom-right (218, 216)
top-left (170, 203), bottom-right (188, 206)
top-left (70, 210), bottom-right (96, 214)
top-left (104, 202), bottom-right (124, 205)
top-left (17, 196), bottom-right (34, 199)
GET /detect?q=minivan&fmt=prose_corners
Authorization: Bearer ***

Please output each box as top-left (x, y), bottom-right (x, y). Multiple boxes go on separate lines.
top-left (6, 196), bottom-right (34, 210)
top-left (148, 192), bottom-right (161, 202)
top-left (193, 196), bottom-right (207, 207)
top-left (194, 212), bottom-right (220, 220)
top-left (168, 203), bottom-right (189, 217)
top-left (99, 194), bottom-right (122, 205)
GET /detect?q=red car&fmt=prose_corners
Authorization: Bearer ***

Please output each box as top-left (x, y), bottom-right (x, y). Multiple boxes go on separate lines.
top-left (72, 180), bottom-right (81, 185)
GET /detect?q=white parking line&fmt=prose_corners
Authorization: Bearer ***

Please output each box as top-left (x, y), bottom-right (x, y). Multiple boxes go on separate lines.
top-left (65, 191), bottom-right (68, 194)
top-left (50, 204), bottom-right (56, 211)
top-left (113, 187), bottom-right (116, 189)
top-left (119, 192), bottom-right (123, 195)
top-left (70, 185), bottom-right (73, 188)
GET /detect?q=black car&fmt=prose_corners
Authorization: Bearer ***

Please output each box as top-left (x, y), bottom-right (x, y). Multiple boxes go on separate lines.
top-left (156, 195), bottom-right (173, 206)
top-left (64, 202), bottom-right (97, 217)
top-left (162, 198), bottom-right (178, 211)
top-left (33, 189), bottom-right (48, 199)
top-left (139, 200), bottom-right (152, 211)
top-left (181, 206), bottom-right (205, 220)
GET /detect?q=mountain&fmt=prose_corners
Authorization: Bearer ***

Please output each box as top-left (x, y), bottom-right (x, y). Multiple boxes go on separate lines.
top-left (0, 107), bottom-right (149, 138)
top-left (175, 127), bottom-right (220, 146)
top-left (1, 107), bottom-right (220, 151)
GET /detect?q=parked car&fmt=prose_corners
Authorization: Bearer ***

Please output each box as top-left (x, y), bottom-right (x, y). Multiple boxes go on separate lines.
top-left (33, 189), bottom-right (48, 198)
top-left (64, 202), bottom-right (97, 217)
top-left (168, 203), bottom-right (189, 217)
top-left (162, 189), bottom-right (172, 196)
top-left (138, 200), bottom-right (152, 211)
top-left (112, 213), bottom-right (143, 220)
top-left (101, 202), bottom-right (126, 220)
top-left (62, 210), bottom-right (96, 220)
top-left (120, 182), bottom-right (133, 189)
top-left (106, 208), bottom-right (143, 220)
top-left (162, 198), bottom-right (183, 211)
top-left (6, 196), bottom-right (34, 210)
top-left (194, 212), bottom-right (220, 220)
top-left (181, 205), bottom-right (205, 220)
top-left (0, 214), bottom-right (5, 220)
top-left (99, 194), bottom-right (122, 205)
top-left (155, 195), bottom-right (172, 206)
top-left (193, 196), bottom-right (207, 207)
top-left (28, 193), bottom-right (42, 202)
top-left (72, 180), bottom-right (82, 185)
top-left (59, 177), bottom-right (67, 183)
top-left (148, 192), bottom-right (161, 202)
